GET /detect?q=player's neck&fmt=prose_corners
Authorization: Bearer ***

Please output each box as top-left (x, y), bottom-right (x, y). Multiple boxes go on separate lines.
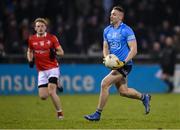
top-left (36, 32), bottom-right (47, 37)
top-left (113, 21), bottom-right (122, 28)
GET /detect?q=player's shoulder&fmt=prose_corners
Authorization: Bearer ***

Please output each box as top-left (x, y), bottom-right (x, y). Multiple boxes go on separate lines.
top-left (121, 23), bottom-right (133, 30)
top-left (104, 25), bottom-right (113, 34)
top-left (46, 33), bottom-right (55, 37)
top-left (47, 33), bottom-right (59, 43)
top-left (121, 23), bottom-right (134, 34)
top-left (104, 25), bottom-right (112, 31)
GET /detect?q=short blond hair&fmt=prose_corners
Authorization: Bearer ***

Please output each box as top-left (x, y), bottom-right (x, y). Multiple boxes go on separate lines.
top-left (34, 18), bottom-right (48, 26)
top-left (113, 6), bottom-right (124, 13)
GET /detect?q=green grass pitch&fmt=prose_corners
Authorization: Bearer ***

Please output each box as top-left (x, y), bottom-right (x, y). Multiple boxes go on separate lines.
top-left (0, 94), bottom-right (180, 129)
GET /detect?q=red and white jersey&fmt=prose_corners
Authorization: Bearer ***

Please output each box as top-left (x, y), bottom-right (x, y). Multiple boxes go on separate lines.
top-left (28, 33), bottom-right (61, 71)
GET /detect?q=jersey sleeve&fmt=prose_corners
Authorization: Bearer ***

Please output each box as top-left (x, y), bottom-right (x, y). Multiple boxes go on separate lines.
top-left (103, 28), bottom-right (108, 42)
top-left (125, 27), bottom-right (136, 42)
top-left (52, 35), bottom-right (60, 48)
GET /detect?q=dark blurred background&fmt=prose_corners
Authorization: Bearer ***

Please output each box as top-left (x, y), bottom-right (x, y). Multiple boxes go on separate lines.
top-left (0, 0), bottom-right (180, 63)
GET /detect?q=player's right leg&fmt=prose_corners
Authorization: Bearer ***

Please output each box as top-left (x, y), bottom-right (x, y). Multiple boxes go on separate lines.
top-left (38, 71), bottom-right (49, 100)
top-left (84, 70), bottom-right (123, 121)
top-left (38, 69), bottom-right (63, 119)
top-left (97, 70), bottom-right (123, 110)
top-left (38, 84), bottom-right (49, 100)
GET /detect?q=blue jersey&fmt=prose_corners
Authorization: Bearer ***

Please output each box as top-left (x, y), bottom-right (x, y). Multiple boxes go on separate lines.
top-left (103, 22), bottom-right (136, 65)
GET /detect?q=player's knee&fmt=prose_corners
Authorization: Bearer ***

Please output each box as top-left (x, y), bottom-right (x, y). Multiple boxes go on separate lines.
top-left (48, 85), bottom-right (57, 96)
top-left (119, 88), bottom-right (128, 96)
top-left (39, 95), bottom-right (48, 100)
top-left (48, 90), bottom-right (56, 96)
top-left (101, 80), bottom-right (109, 89)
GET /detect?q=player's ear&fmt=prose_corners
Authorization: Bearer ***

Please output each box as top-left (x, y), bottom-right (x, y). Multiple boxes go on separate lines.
top-left (119, 12), bottom-right (124, 21)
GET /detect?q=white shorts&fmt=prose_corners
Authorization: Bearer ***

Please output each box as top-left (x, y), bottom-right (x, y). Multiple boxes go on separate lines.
top-left (38, 67), bottom-right (60, 86)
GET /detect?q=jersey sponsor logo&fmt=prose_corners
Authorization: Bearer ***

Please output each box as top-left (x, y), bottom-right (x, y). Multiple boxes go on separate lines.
top-left (110, 41), bottom-right (121, 49)
top-left (35, 50), bottom-right (48, 54)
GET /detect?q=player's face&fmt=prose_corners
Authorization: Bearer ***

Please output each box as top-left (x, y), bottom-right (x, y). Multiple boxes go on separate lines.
top-left (35, 22), bottom-right (47, 35)
top-left (110, 9), bottom-right (124, 25)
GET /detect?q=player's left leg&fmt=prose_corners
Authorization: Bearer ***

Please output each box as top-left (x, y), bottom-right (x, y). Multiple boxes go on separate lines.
top-left (48, 77), bottom-right (63, 119)
top-left (116, 65), bottom-right (151, 114)
top-left (116, 79), bottom-right (142, 99)
top-left (116, 79), bottom-right (151, 114)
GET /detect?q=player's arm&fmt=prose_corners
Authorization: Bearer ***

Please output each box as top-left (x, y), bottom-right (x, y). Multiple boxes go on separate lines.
top-left (55, 45), bottom-right (64, 56)
top-left (27, 47), bottom-right (33, 62)
top-left (103, 41), bottom-right (109, 58)
top-left (124, 40), bottom-right (137, 63)
top-left (51, 35), bottom-right (64, 57)
top-left (27, 47), bottom-right (34, 68)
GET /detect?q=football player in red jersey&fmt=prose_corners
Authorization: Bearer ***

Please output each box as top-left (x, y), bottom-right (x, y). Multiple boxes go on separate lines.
top-left (27, 18), bottom-right (64, 119)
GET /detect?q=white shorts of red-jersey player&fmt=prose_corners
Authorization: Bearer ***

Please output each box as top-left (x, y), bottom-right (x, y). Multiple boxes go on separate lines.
top-left (38, 67), bottom-right (60, 86)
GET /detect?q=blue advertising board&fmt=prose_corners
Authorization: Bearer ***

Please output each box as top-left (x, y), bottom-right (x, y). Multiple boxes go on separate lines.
top-left (0, 64), bottom-right (167, 95)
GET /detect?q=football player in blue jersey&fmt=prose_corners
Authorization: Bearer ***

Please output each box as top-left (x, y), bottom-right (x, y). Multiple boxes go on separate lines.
top-left (84, 6), bottom-right (151, 121)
